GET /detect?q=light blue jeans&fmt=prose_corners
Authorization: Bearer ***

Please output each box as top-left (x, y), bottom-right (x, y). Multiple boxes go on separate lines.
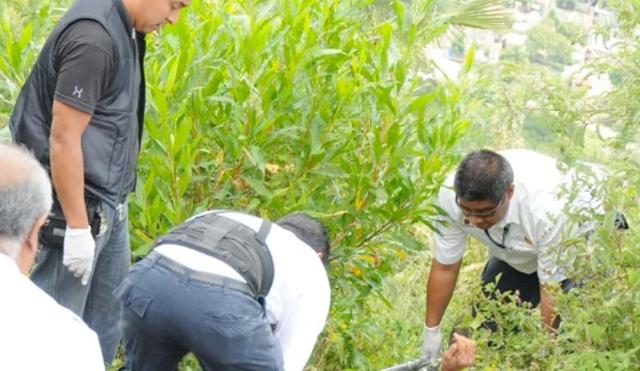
top-left (31, 201), bottom-right (131, 366)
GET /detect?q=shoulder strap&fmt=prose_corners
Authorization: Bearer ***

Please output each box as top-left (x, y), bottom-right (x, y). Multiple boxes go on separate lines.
top-left (254, 219), bottom-right (274, 296)
top-left (255, 219), bottom-right (271, 245)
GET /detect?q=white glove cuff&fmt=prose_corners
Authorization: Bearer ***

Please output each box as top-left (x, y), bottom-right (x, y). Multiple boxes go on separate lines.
top-left (65, 226), bottom-right (92, 236)
top-left (425, 324), bottom-right (441, 332)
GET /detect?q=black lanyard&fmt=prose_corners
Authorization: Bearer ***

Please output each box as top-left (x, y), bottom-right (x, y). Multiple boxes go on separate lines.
top-left (484, 223), bottom-right (511, 249)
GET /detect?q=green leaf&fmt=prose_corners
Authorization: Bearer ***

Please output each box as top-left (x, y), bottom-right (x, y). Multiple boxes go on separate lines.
top-left (6, 41), bottom-right (17, 71)
top-left (242, 177), bottom-right (272, 199)
top-left (165, 56), bottom-right (180, 93)
top-left (407, 93), bottom-right (436, 114)
top-left (587, 323), bottom-right (605, 344)
top-left (173, 115), bottom-right (192, 152)
top-left (18, 22), bottom-right (33, 50)
top-left (447, 0), bottom-right (512, 31)
top-left (152, 88), bottom-right (168, 124)
top-left (249, 145), bottom-right (266, 175)
top-left (463, 42), bottom-right (476, 75)
top-left (396, 236), bottom-right (426, 252)
top-left (392, 0), bottom-right (406, 32)
top-left (314, 48), bottom-right (346, 57)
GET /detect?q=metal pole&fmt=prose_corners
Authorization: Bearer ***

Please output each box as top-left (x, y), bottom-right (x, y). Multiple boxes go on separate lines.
top-left (379, 359), bottom-right (439, 371)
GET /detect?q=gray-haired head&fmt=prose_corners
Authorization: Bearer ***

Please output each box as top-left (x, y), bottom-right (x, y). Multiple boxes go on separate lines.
top-left (0, 142), bottom-right (52, 261)
top-left (454, 149), bottom-right (514, 204)
top-left (276, 213), bottom-right (331, 266)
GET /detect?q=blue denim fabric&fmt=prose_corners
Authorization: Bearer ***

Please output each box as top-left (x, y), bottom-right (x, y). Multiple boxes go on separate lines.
top-left (115, 256), bottom-right (283, 371)
top-left (30, 201), bottom-right (131, 365)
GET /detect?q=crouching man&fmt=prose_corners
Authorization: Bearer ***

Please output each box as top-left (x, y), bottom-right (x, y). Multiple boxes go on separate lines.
top-left (115, 210), bottom-right (331, 371)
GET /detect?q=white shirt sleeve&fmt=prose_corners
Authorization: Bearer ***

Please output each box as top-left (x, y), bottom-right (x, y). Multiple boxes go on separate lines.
top-left (433, 186), bottom-right (467, 265)
top-left (274, 277), bottom-right (330, 371)
top-left (535, 215), bottom-right (573, 283)
top-left (434, 224), bottom-right (467, 264)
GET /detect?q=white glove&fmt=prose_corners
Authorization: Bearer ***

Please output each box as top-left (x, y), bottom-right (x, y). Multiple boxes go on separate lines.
top-left (63, 227), bottom-right (96, 285)
top-left (421, 324), bottom-right (443, 364)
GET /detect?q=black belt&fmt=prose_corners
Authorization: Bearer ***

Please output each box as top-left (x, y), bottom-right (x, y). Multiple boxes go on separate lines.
top-left (146, 251), bottom-right (254, 297)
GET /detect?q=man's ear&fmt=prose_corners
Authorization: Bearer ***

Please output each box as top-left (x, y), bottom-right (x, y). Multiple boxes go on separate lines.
top-left (18, 214), bottom-right (47, 274)
top-left (317, 252), bottom-right (324, 260)
top-left (26, 214), bottom-right (47, 254)
top-left (506, 183), bottom-right (515, 200)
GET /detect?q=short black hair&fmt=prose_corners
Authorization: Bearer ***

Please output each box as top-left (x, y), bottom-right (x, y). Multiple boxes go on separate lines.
top-left (454, 149), bottom-right (514, 204)
top-left (276, 213), bottom-right (330, 266)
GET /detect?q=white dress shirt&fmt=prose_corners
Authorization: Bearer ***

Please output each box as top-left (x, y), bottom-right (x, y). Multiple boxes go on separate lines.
top-left (434, 149), bottom-right (598, 283)
top-left (0, 253), bottom-right (104, 371)
top-left (155, 210), bottom-right (331, 371)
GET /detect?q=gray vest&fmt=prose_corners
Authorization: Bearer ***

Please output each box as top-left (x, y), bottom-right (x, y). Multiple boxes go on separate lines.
top-left (10, 0), bottom-right (145, 208)
top-left (153, 212), bottom-right (275, 298)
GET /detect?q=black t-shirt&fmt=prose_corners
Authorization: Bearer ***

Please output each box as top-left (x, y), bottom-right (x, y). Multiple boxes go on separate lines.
top-left (53, 20), bottom-right (115, 115)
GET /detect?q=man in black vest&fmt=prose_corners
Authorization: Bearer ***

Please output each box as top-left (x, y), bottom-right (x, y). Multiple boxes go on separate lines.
top-left (9, 0), bottom-right (191, 365)
top-left (114, 210), bottom-right (332, 371)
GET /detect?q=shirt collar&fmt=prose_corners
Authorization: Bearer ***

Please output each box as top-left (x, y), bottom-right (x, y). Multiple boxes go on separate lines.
top-left (115, 0), bottom-right (134, 35)
top-left (492, 186), bottom-right (521, 230)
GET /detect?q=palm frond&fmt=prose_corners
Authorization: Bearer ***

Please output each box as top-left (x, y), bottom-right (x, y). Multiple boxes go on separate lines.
top-left (445, 0), bottom-right (513, 31)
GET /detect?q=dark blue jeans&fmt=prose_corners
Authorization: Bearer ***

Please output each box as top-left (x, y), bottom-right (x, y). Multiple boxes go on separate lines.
top-left (114, 255), bottom-right (283, 371)
top-left (31, 201), bottom-right (130, 365)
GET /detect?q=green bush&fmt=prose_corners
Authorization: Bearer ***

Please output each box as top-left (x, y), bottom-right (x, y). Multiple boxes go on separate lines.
top-left (548, 10), bottom-right (588, 46)
top-left (6, 0), bottom-right (639, 370)
top-left (0, 0), bottom-right (513, 369)
top-left (556, 20), bottom-right (587, 45)
top-left (526, 23), bottom-right (574, 70)
top-left (136, 0), bottom-right (512, 367)
top-left (500, 45), bottom-right (527, 63)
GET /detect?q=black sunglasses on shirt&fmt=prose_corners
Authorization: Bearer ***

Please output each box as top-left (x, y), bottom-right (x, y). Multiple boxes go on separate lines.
top-left (484, 224), bottom-right (511, 249)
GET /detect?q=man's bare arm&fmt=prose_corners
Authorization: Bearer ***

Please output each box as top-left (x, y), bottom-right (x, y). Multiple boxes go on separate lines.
top-left (426, 259), bottom-right (462, 327)
top-left (540, 284), bottom-right (561, 333)
top-left (50, 100), bottom-right (91, 228)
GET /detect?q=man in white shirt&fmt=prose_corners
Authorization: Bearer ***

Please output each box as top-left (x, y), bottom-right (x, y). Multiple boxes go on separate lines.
top-left (115, 210), bottom-right (331, 371)
top-left (0, 142), bottom-right (104, 371)
top-left (421, 149), bottom-right (599, 363)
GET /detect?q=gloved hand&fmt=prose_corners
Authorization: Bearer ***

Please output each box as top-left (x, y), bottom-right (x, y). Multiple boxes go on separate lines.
top-left (421, 324), bottom-right (443, 364)
top-left (62, 227), bottom-right (96, 285)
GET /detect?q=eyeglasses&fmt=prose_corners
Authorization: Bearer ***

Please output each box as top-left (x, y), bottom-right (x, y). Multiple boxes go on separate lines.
top-left (455, 193), bottom-right (507, 218)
